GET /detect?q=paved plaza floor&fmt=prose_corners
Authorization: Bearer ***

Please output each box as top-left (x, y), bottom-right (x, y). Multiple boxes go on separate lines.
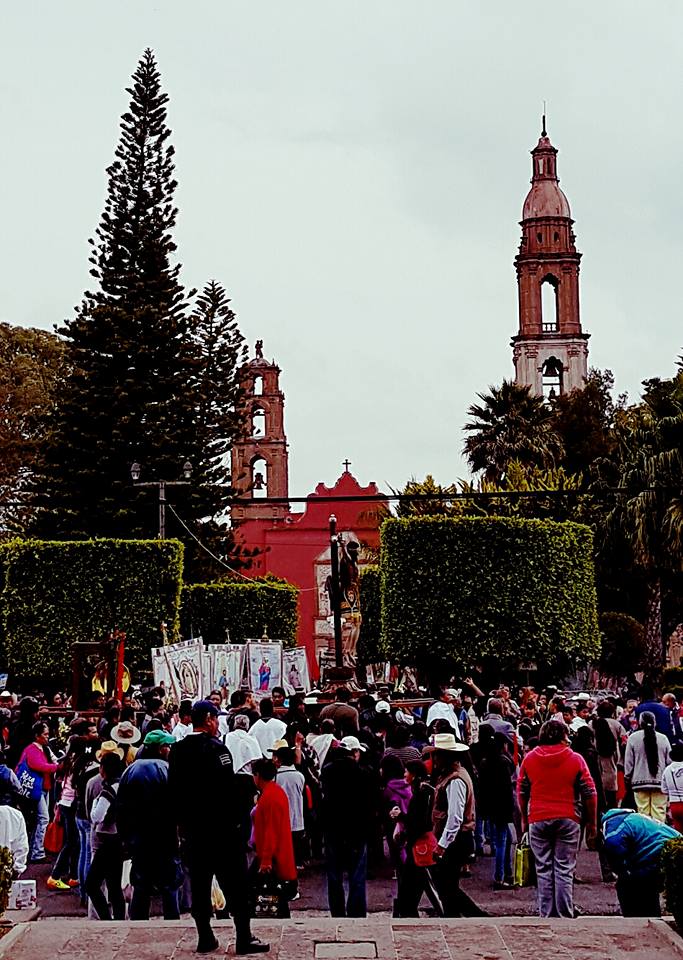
top-left (2, 917), bottom-right (683, 960)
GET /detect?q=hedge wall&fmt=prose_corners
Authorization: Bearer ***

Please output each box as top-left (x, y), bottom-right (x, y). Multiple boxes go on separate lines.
top-left (180, 579), bottom-right (298, 647)
top-left (380, 516), bottom-right (600, 669)
top-left (357, 565), bottom-right (385, 663)
top-left (1, 539), bottom-right (184, 679)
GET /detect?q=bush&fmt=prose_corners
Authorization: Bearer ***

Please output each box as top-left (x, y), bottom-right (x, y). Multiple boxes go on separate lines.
top-left (662, 836), bottom-right (683, 929)
top-left (380, 516), bottom-right (600, 670)
top-left (357, 565), bottom-right (385, 663)
top-left (663, 666), bottom-right (683, 690)
top-left (180, 579), bottom-right (298, 647)
top-left (1, 539), bottom-right (184, 679)
top-left (599, 612), bottom-right (646, 676)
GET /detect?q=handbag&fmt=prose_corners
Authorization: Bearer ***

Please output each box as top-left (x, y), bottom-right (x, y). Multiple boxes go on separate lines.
top-left (513, 832), bottom-right (536, 887)
top-left (15, 755), bottom-right (44, 802)
top-left (412, 831), bottom-right (438, 867)
top-left (44, 818), bottom-right (64, 855)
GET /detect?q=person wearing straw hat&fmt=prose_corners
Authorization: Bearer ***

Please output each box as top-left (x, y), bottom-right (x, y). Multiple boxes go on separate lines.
top-left (424, 732), bottom-right (487, 917)
top-left (110, 720), bottom-right (141, 767)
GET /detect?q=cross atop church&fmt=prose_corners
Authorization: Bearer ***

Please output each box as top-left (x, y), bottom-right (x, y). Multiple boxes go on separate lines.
top-left (342, 459), bottom-right (351, 473)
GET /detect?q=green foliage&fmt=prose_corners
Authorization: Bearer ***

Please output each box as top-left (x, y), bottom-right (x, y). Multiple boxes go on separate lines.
top-left (463, 380), bottom-right (564, 483)
top-left (598, 612), bottom-right (646, 676)
top-left (550, 368), bottom-right (626, 478)
top-left (662, 836), bottom-right (683, 929)
top-left (663, 666), bottom-right (683, 689)
top-left (357, 565), bottom-right (384, 663)
top-left (380, 516), bottom-right (600, 671)
top-left (180, 579), bottom-right (298, 647)
top-left (394, 475), bottom-right (459, 518)
top-left (0, 846), bottom-right (13, 917)
top-left (0, 539), bottom-right (184, 679)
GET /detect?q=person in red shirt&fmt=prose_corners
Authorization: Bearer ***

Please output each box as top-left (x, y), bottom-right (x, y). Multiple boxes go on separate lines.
top-left (517, 719), bottom-right (597, 918)
top-left (252, 758), bottom-right (297, 918)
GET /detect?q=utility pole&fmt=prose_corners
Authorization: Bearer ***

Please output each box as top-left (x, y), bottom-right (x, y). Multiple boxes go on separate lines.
top-left (130, 462), bottom-right (192, 539)
top-left (329, 514), bottom-right (343, 669)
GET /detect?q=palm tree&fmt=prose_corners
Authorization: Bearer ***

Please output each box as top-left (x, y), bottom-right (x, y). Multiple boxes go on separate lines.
top-left (463, 380), bottom-right (564, 484)
top-left (604, 388), bottom-right (683, 676)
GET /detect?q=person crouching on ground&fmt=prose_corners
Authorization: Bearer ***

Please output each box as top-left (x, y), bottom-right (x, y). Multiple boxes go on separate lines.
top-left (602, 808), bottom-right (678, 917)
top-left (517, 719), bottom-right (597, 919)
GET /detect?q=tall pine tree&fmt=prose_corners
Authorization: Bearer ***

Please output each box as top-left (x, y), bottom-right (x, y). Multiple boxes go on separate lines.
top-left (34, 50), bottom-right (238, 542)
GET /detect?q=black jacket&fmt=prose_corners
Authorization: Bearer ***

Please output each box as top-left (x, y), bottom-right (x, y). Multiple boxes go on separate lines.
top-left (321, 754), bottom-right (374, 845)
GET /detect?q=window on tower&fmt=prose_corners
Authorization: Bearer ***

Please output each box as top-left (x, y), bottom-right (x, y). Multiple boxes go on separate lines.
top-left (542, 357), bottom-right (563, 400)
top-left (541, 276), bottom-right (559, 332)
top-left (251, 458), bottom-right (268, 499)
top-left (253, 375), bottom-right (263, 396)
top-left (252, 408), bottom-right (266, 438)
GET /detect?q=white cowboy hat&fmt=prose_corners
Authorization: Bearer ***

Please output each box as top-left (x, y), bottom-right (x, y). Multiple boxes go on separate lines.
top-left (423, 732), bottom-right (469, 754)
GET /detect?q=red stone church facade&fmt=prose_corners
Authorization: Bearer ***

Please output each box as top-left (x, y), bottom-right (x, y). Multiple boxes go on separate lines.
top-left (230, 347), bottom-right (386, 677)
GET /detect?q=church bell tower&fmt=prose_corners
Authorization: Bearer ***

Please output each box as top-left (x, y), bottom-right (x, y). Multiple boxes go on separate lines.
top-left (230, 341), bottom-right (290, 522)
top-left (512, 118), bottom-right (589, 397)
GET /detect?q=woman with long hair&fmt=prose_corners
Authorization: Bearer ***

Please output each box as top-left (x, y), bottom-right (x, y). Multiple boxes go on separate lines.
top-left (624, 711), bottom-right (671, 823)
top-left (48, 736), bottom-right (88, 891)
top-left (591, 700), bottom-right (624, 810)
top-left (393, 759), bottom-right (437, 916)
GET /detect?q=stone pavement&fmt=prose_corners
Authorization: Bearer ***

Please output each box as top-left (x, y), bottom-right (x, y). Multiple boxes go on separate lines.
top-left (2, 917), bottom-right (683, 960)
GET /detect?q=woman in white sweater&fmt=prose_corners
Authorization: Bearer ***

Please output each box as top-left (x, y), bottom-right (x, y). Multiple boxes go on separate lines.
top-left (624, 711), bottom-right (671, 823)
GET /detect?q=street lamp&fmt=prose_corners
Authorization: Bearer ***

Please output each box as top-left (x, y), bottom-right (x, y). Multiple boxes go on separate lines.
top-left (130, 461), bottom-right (193, 539)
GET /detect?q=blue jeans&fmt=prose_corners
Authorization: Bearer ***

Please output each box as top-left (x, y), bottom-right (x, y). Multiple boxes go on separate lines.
top-left (31, 790), bottom-right (49, 860)
top-left (75, 817), bottom-right (92, 892)
top-left (490, 822), bottom-right (512, 883)
top-left (325, 840), bottom-right (367, 917)
top-left (529, 818), bottom-right (580, 918)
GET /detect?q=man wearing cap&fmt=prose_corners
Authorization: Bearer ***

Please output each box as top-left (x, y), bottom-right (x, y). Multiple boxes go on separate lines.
top-left (427, 733), bottom-right (486, 917)
top-left (426, 688), bottom-right (460, 736)
top-left (168, 699), bottom-right (268, 955)
top-left (320, 734), bottom-right (373, 917)
top-left (117, 729), bottom-right (181, 920)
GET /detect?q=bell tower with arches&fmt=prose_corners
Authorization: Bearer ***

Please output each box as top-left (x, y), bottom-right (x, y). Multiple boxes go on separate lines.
top-left (231, 341), bottom-right (290, 522)
top-left (512, 118), bottom-right (589, 398)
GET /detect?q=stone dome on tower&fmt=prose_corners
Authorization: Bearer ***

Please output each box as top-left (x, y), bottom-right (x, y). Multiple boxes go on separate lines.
top-left (522, 129), bottom-right (572, 219)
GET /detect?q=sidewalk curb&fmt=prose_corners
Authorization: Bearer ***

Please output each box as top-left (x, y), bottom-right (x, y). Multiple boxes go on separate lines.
top-left (0, 922), bottom-right (29, 958)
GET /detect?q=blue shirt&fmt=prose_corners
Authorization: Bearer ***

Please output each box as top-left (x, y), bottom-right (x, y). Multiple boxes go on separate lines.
top-left (635, 702), bottom-right (674, 741)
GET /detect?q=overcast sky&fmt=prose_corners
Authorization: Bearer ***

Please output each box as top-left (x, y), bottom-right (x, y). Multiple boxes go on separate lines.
top-left (2, 2), bottom-right (682, 499)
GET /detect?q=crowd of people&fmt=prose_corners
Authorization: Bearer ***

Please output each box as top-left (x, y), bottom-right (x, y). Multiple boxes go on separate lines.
top-left (0, 677), bottom-right (683, 951)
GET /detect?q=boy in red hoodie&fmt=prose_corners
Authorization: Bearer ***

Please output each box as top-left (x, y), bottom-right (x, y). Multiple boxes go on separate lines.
top-left (517, 719), bottom-right (597, 918)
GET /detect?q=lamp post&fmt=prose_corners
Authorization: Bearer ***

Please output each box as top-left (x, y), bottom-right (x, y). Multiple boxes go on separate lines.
top-left (130, 461), bottom-right (192, 539)
top-left (329, 514), bottom-right (343, 669)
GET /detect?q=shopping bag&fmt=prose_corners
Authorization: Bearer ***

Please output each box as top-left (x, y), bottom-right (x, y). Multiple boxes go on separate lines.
top-left (44, 819), bottom-right (64, 855)
top-left (15, 756), bottom-right (44, 802)
top-left (513, 833), bottom-right (536, 887)
top-left (412, 831), bottom-right (438, 867)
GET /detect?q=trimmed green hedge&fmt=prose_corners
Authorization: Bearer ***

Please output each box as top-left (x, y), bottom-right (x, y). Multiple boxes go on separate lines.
top-left (180, 579), bottom-right (298, 647)
top-left (380, 516), bottom-right (600, 669)
top-left (1, 539), bottom-right (184, 679)
top-left (357, 565), bottom-right (384, 663)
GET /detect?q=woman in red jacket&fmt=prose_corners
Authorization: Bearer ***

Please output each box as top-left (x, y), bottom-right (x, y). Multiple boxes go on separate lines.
top-left (252, 758), bottom-right (297, 918)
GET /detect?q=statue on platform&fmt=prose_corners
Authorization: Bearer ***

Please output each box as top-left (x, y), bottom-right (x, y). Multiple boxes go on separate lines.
top-left (255, 339), bottom-right (264, 359)
top-left (339, 538), bottom-right (362, 666)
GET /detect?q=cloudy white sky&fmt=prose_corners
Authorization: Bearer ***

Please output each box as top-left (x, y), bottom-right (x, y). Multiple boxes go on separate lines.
top-left (1, 2), bottom-right (682, 498)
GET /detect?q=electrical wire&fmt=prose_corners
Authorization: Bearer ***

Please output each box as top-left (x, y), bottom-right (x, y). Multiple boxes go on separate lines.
top-left (167, 503), bottom-right (318, 592)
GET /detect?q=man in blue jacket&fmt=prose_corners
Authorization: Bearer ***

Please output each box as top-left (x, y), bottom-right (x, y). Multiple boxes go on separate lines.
top-left (602, 808), bottom-right (678, 917)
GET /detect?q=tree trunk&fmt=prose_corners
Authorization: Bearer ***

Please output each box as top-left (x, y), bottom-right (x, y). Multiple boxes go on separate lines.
top-left (644, 575), bottom-right (663, 681)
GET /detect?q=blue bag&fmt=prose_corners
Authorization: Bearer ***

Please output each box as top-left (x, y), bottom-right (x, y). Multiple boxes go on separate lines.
top-left (15, 756), bottom-right (44, 802)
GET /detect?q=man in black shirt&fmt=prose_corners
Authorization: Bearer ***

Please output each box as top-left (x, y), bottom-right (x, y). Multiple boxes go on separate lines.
top-left (168, 700), bottom-right (268, 955)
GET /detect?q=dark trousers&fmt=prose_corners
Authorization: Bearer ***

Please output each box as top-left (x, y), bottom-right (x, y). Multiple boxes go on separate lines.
top-left (396, 849), bottom-right (442, 918)
top-left (186, 838), bottom-right (251, 943)
top-left (53, 805), bottom-right (79, 881)
top-left (86, 836), bottom-right (125, 920)
top-left (616, 870), bottom-right (662, 917)
top-left (325, 838), bottom-right (367, 917)
top-left (431, 832), bottom-right (487, 918)
top-left (129, 855), bottom-right (181, 920)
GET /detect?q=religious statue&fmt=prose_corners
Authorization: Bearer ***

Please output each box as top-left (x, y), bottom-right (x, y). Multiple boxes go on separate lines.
top-left (667, 624), bottom-right (683, 668)
top-left (255, 339), bottom-right (264, 359)
top-left (339, 538), bottom-right (362, 665)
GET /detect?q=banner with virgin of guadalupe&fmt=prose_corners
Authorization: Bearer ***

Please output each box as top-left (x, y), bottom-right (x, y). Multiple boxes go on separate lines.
top-left (283, 647), bottom-right (311, 694)
top-left (162, 640), bottom-right (204, 703)
top-left (246, 640), bottom-right (282, 697)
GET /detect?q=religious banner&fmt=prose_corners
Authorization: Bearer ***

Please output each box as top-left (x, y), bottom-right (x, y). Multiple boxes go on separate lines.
top-left (246, 640), bottom-right (282, 697)
top-left (162, 640), bottom-right (204, 702)
top-left (283, 647), bottom-right (311, 694)
top-left (151, 646), bottom-right (173, 692)
top-left (209, 644), bottom-right (245, 702)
